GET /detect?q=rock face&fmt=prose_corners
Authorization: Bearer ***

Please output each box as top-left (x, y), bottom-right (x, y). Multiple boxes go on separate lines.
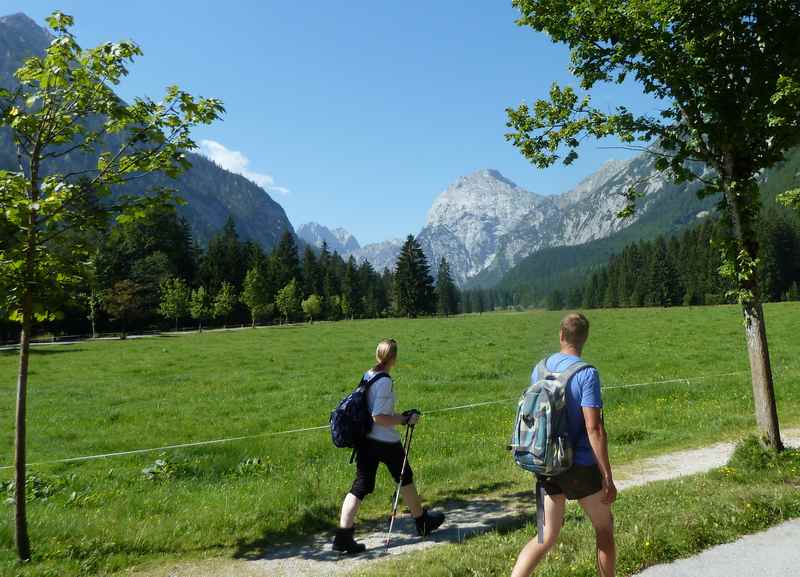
top-left (297, 222), bottom-right (402, 273)
top-left (297, 222), bottom-right (360, 253)
top-left (350, 239), bottom-right (404, 273)
top-left (417, 157), bottom-right (708, 285)
top-left (0, 12), bottom-right (295, 251)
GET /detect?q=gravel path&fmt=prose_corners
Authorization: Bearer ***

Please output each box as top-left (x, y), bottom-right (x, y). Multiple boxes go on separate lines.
top-left (134, 430), bottom-right (799, 577)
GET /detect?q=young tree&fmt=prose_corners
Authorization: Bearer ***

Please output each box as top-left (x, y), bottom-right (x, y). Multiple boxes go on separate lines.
top-left (435, 257), bottom-right (459, 316)
top-left (0, 12), bottom-right (222, 559)
top-left (394, 235), bottom-right (436, 318)
top-left (158, 277), bottom-right (190, 331)
top-left (0, 13), bottom-right (222, 558)
top-left (327, 294), bottom-right (343, 321)
top-left (506, 0), bottom-right (800, 449)
top-left (275, 278), bottom-right (300, 323)
top-left (102, 280), bottom-right (145, 338)
top-left (213, 282), bottom-right (237, 326)
top-left (190, 286), bottom-right (212, 331)
top-left (301, 294), bottom-right (322, 323)
top-left (241, 266), bottom-right (270, 327)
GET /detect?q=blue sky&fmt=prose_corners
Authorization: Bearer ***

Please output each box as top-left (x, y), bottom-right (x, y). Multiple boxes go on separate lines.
top-left (9, 1), bottom-right (659, 244)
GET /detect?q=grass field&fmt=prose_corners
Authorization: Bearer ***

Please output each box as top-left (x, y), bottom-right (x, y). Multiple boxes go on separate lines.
top-left (1, 304), bottom-right (799, 576)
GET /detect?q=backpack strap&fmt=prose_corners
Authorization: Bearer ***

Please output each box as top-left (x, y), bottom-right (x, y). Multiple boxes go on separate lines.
top-left (362, 371), bottom-right (389, 390)
top-left (350, 371), bottom-right (390, 464)
top-left (533, 359), bottom-right (551, 381)
top-left (535, 478), bottom-right (545, 544)
top-left (554, 361), bottom-right (592, 387)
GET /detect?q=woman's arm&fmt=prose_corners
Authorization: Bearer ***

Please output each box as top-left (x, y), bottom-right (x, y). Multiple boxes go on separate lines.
top-left (373, 413), bottom-right (413, 427)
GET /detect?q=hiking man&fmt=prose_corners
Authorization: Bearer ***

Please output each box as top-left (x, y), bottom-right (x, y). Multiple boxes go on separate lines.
top-left (332, 338), bottom-right (445, 554)
top-left (511, 313), bottom-right (617, 577)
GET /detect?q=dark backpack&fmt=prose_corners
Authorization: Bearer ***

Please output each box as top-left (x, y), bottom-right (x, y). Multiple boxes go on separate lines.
top-left (330, 372), bottom-right (389, 450)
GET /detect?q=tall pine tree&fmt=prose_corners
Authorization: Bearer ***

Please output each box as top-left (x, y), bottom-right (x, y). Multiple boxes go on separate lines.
top-left (271, 230), bottom-right (301, 290)
top-left (394, 235), bottom-right (435, 318)
top-left (435, 257), bottom-right (459, 316)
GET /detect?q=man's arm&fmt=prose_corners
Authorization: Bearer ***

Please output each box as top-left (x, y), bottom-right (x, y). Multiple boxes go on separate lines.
top-left (583, 406), bottom-right (617, 504)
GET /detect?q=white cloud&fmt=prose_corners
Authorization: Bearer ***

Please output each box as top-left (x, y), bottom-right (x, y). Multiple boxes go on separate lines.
top-left (199, 139), bottom-right (290, 196)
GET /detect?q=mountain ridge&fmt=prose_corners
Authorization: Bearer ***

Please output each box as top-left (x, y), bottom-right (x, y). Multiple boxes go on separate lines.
top-left (0, 12), bottom-right (296, 251)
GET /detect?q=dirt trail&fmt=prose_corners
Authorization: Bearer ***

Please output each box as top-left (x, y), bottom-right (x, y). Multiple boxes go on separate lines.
top-left (132, 430), bottom-right (800, 577)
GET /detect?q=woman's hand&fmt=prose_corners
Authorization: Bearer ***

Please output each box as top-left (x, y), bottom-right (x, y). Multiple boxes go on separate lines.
top-left (403, 409), bottom-right (421, 426)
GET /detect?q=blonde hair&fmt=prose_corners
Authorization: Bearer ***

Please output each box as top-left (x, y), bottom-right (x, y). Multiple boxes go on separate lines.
top-left (375, 338), bottom-right (398, 367)
top-left (560, 312), bottom-right (590, 346)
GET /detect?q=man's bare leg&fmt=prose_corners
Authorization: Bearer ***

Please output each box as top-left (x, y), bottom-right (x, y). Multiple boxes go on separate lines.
top-left (578, 490), bottom-right (616, 577)
top-left (510, 493), bottom-right (566, 577)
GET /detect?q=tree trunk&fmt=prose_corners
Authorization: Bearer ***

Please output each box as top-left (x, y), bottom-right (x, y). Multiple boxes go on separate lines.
top-left (14, 291), bottom-right (32, 561)
top-left (721, 160), bottom-right (783, 451)
top-left (89, 290), bottom-right (97, 339)
top-left (742, 300), bottom-right (783, 450)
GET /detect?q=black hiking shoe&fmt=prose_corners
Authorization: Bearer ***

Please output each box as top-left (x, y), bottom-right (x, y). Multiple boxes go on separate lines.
top-left (332, 527), bottom-right (366, 554)
top-left (415, 508), bottom-right (445, 537)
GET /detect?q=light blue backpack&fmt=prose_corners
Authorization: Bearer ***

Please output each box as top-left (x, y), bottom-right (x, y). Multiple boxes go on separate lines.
top-left (509, 358), bottom-right (589, 476)
top-left (509, 358), bottom-right (590, 542)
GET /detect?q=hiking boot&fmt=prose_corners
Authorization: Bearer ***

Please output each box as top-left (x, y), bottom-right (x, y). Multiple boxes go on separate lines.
top-left (415, 508), bottom-right (445, 537)
top-left (332, 527), bottom-right (366, 554)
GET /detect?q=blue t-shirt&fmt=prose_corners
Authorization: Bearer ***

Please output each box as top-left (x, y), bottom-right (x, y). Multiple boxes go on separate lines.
top-left (531, 353), bottom-right (602, 466)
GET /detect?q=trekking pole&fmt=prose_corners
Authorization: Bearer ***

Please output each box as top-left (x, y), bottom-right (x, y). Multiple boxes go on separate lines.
top-left (384, 423), bottom-right (415, 551)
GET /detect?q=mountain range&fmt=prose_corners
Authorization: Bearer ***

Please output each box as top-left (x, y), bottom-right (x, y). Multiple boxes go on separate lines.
top-left (299, 156), bottom-right (715, 286)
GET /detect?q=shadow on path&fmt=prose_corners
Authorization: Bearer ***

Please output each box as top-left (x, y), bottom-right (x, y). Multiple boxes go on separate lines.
top-left (242, 491), bottom-right (534, 577)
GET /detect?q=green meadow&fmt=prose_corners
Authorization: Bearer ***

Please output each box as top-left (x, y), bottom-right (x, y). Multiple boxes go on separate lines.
top-left (1, 304), bottom-right (799, 576)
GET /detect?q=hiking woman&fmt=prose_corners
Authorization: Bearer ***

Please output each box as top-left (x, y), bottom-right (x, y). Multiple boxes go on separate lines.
top-left (333, 338), bottom-right (445, 554)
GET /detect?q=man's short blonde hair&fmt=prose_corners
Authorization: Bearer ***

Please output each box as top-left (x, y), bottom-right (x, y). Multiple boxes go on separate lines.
top-left (560, 313), bottom-right (590, 346)
top-left (376, 338), bottom-right (398, 365)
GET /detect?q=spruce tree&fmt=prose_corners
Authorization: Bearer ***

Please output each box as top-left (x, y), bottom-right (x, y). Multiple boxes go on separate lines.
top-left (393, 235), bottom-right (435, 318)
top-left (301, 246), bottom-right (322, 298)
top-left (341, 256), bottom-right (363, 319)
top-left (435, 258), bottom-right (459, 316)
top-left (547, 289), bottom-right (565, 311)
top-left (271, 230), bottom-right (301, 289)
top-left (200, 217), bottom-right (246, 293)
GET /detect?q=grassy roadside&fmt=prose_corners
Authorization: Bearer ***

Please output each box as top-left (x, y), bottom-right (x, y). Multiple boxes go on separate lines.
top-left (352, 438), bottom-right (800, 577)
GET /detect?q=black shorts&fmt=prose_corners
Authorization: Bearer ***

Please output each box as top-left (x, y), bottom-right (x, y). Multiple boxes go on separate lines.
top-left (349, 438), bottom-right (413, 500)
top-left (537, 464), bottom-right (603, 500)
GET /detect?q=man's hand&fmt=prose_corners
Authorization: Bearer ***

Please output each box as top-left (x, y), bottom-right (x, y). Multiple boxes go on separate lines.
top-left (602, 477), bottom-right (617, 504)
top-left (402, 409), bottom-right (421, 426)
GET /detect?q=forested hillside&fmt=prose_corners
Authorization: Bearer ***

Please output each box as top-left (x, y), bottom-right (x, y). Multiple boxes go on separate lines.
top-left (0, 13), bottom-right (295, 251)
top-left (495, 147), bottom-right (800, 306)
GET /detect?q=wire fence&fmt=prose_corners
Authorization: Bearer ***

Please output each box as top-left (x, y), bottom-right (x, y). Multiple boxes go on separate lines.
top-left (0, 367), bottom-right (773, 470)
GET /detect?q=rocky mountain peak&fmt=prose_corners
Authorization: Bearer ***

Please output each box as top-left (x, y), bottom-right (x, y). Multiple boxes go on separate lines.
top-left (427, 168), bottom-right (544, 228)
top-left (0, 12), bottom-right (50, 45)
top-left (1, 12), bottom-right (39, 27)
top-left (297, 222), bottom-right (361, 253)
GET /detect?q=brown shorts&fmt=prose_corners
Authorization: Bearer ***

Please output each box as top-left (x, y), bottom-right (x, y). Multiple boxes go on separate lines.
top-left (537, 464), bottom-right (603, 500)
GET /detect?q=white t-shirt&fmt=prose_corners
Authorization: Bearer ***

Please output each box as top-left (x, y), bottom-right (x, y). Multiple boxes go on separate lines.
top-left (365, 369), bottom-right (401, 443)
